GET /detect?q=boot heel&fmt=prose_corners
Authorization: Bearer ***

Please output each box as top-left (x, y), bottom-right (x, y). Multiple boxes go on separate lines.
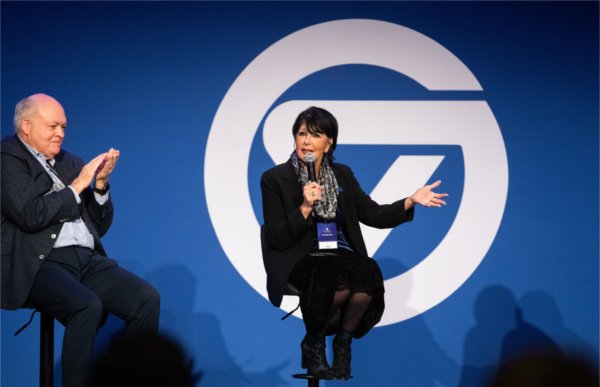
top-left (333, 330), bottom-right (353, 380)
top-left (300, 334), bottom-right (334, 379)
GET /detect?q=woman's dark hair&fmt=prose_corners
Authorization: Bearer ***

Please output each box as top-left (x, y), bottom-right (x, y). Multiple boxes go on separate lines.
top-left (292, 106), bottom-right (338, 160)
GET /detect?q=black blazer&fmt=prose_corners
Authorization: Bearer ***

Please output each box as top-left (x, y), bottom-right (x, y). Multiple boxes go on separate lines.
top-left (260, 158), bottom-right (414, 307)
top-left (1, 135), bottom-right (113, 310)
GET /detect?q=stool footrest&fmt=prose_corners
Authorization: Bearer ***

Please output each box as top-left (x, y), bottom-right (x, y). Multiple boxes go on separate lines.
top-left (292, 373), bottom-right (321, 387)
top-left (292, 373), bottom-right (319, 380)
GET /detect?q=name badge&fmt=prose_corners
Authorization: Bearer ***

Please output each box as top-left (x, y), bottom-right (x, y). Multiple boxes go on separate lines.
top-left (317, 222), bottom-right (338, 250)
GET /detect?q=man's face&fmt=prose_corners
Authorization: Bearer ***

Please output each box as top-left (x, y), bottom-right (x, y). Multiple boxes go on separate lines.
top-left (21, 97), bottom-right (67, 159)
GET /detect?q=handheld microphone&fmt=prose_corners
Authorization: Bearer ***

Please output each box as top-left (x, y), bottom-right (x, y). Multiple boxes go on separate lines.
top-left (304, 153), bottom-right (317, 182)
top-left (304, 153), bottom-right (320, 206)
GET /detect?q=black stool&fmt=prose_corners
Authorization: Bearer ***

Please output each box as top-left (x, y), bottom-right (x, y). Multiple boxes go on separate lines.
top-left (283, 284), bottom-right (328, 387)
top-left (260, 226), bottom-right (327, 387)
top-left (283, 284), bottom-right (351, 386)
top-left (15, 310), bottom-right (54, 387)
top-left (39, 312), bottom-right (54, 387)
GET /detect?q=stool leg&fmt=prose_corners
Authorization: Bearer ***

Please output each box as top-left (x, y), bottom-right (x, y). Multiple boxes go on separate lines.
top-left (308, 378), bottom-right (319, 387)
top-left (40, 312), bottom-right (54, 387)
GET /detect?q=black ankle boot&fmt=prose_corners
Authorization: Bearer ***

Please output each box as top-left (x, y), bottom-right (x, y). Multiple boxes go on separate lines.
top-left (301, 333), bottom-right (335, 379)
top-left (332, 330), bottom-right (353, 380)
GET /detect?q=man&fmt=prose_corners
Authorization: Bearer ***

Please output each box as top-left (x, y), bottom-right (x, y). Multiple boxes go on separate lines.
top-left (1, 94), bottom-right (160, 387)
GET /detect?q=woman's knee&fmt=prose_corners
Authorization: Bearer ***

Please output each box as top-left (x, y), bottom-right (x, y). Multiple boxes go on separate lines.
top-left (333, 288), bottom-right (352, 305)
top-left (350, 292), bottom-right (372, 305)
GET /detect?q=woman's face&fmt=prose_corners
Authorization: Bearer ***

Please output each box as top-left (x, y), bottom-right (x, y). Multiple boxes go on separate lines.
top-left (295, 124), bottom-right (332, 165)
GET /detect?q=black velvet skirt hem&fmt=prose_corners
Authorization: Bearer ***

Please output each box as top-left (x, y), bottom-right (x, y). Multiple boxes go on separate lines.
top-left (288, 249), bottom-right (385, 339)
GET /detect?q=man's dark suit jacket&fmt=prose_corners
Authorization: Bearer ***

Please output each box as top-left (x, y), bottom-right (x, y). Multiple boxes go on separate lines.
top-left (260, 158), bottom-right (415, 307)
top-left (1, 135), bottom-right (113, 310)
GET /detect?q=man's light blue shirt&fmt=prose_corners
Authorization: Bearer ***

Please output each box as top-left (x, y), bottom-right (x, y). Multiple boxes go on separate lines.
top-left (18, 136), bottom-right (109, 250)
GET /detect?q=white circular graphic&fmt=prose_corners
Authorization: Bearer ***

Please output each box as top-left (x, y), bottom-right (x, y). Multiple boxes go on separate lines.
top-left (205, 19), bottom-right (508, 325)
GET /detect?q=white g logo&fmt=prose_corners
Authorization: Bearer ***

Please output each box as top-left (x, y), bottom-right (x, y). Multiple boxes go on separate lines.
top-left (205, 19), bottom-right (508, 325)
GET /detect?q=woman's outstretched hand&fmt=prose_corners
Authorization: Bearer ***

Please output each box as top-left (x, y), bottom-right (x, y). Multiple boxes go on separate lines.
top-left (407, 180), bottom-right (448, 209)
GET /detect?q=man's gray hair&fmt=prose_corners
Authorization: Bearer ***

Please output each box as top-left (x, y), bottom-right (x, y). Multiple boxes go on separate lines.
top-left (13, 96), bottom-right (38, 132)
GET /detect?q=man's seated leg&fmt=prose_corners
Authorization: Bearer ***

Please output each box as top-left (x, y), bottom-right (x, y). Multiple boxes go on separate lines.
top-left (80, 249), bottom-right (160, 336)
top-left (28, 246), bottom-right (160, 387)
top-left (28, 250), bottom-right (105, 387)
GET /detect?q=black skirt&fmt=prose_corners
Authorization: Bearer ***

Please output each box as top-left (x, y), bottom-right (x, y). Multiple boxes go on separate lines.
top-left (288, 249), bottom-right (385, 339)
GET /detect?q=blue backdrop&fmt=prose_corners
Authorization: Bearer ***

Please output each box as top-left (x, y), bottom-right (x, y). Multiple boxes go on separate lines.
top-left (1, 2), bottom-right (598, 387)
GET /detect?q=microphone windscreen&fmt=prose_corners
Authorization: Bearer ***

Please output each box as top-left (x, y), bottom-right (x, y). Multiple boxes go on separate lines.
top-left (304, 153), bottom-right (317, 182)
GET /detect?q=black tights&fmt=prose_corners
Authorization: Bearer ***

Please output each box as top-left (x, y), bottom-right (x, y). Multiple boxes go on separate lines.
top-left (332, 289), bottom-right (372, 333)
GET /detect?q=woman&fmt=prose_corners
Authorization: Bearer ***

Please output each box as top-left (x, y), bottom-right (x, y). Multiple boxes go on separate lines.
top-left (260, 106), bottom-right (447, 380)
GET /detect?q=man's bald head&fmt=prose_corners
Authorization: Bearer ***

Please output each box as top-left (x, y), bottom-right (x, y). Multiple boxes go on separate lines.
top-left (14, 93), bottom-right (64, 132)
top-left (14, 93), bottom-right (67, 159)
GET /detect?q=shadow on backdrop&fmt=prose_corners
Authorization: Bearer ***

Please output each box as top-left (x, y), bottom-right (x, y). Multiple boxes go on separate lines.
top-left (148, 264), bottom-right (288, 387)
top-left (488, 290), bottom-right (599, 387)
top-left (459, 285), bottom-right (599, 387)
top-left (510, 290), bottom-right (599, 364)
top-left (458, 285), bottom-right (519, 387)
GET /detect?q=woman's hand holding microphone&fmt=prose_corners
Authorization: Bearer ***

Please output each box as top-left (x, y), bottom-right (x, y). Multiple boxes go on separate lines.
top-left (300, 182), bottom-right (323, 219)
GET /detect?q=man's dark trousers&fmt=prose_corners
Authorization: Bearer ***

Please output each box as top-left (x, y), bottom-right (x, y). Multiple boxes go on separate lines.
top-left (27, 246), bottom-right (160, 387)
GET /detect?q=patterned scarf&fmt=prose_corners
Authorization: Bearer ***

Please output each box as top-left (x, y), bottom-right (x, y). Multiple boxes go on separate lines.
top-left (291, 152), bottom-right (338, 220)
